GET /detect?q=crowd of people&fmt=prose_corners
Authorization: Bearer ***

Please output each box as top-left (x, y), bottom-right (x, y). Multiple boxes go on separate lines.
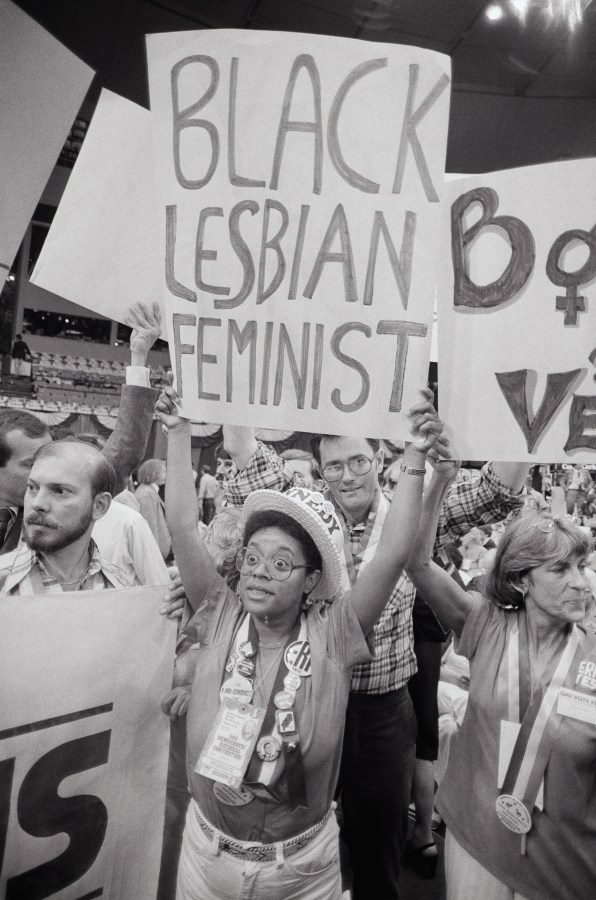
top-left (1, 303), bottom-right (595, 900)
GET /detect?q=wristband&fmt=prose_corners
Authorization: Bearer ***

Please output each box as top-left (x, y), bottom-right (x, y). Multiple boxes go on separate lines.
top-left (400, 464), bottom-right (426, 476)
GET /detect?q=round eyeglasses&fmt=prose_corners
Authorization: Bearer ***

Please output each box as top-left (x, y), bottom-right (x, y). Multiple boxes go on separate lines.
top-left (321, 456), bottom-right (374, 483)
top-left (235, 547), bottom-right (311, 581)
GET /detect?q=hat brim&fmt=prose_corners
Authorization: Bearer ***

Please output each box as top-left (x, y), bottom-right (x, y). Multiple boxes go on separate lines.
top-left (241, 489), bottom-right (342, 601)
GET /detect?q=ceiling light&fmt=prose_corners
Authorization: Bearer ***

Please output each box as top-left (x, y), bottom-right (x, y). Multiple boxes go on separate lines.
top-left (486, 4), bottom-right (505, 20)
top-left (509, 0), bottom-right (592, 29)
top-left (510, 0), bottom-right (531, 21)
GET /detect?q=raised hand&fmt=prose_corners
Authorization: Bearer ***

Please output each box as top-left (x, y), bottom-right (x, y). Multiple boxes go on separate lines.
top-left (155, 374), bottom-right (186, 432)
top-left (125, 301), bottom-right (162, 365)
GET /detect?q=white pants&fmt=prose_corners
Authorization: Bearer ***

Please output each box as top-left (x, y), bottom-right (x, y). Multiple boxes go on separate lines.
top-left (445, 831), bottom-right (530, 900)
top-left (10, 359), bottom-right (31, 377)
top-left (176, 800), bottom-right (342, 900)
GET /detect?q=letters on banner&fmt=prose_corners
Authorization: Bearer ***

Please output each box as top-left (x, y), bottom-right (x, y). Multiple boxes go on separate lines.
top-left (146, 30), bottom-right (450, 439)
top-left (0, 586), bottom-right (175, 900)
top-left (439, 159), bottom-right (596, 463)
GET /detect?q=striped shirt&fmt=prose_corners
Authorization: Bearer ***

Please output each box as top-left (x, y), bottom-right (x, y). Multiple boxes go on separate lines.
top-left (0, 541), bottom-right (134, 595)
top-left (224, 444), bottom-right (524, 693)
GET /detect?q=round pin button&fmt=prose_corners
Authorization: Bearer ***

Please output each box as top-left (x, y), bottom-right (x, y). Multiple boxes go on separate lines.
top-left (495, 794), bottom-right (532, 834)
top-left (274, 690), bottom-right (295, 710)
top-left (213, 783), bottom-right (255, 806)
top-left (284, 673), bottom-right (301, 691)
top-left (256, 735), bottom-right (282, 762)
top-left (284, 639), bottom-right (311, 677)
top-left (220, 675), bottom-right (253, 704)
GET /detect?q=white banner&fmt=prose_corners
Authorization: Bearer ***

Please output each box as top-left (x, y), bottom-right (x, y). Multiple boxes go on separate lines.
top-left (146, 30), bottom-right (450, 439)
top-left (31, 89), bottom-right (159, 325)
top-left (439, 159), bottom-right (596, 462)
top-left (0, 0), bottom-right (94, 291)
top-left (0, 585), bottom-right (175, 900)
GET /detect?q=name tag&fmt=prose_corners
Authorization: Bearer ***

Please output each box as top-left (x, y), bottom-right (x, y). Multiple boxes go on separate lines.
top-left (557, 688), bottom-right (596, 725)
top-left (196, 698), bottom-right (264, 788)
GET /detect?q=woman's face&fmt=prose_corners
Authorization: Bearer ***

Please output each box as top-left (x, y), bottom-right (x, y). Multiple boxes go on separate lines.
top-left (525, 554), bottom-right (591, 626)
top-left (239, 526), bottom-right (319, 628)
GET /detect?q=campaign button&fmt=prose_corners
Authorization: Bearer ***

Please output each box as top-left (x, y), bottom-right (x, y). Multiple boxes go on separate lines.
top-left (495, 794), bottom-right (532, 834)
top-left (236, 658), bottom-right (255, 677)
top-left (284, 673), bottom-right (301, 692)
top-left (274, 690), bottom-right (295, 710)
top-left (256, 735), bottom-right (281, 762)
top-left (213, 783), bottom-right (255, 806)
top-left (225, 650), bottom-right (239, 673)
top-left (285, 640), bottom-right (311, 677)
top-left (220, 676), bottom-right (253, 704)
top-left (239, 640), bottom-right (256, 658)
top-left (275, 709), bottom-right (297, 734)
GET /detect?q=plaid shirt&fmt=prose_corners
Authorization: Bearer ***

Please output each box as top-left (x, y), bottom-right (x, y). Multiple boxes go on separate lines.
top-left (0, 540), bottom-right (134, 595)
top-left (224, 444), bottom-right (524, 693)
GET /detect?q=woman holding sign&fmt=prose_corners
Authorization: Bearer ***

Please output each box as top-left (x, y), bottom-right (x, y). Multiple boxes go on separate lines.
top-left (407, 461), bottom-right (595, 900)
top-left (156, 384), bottom-right (443, 899)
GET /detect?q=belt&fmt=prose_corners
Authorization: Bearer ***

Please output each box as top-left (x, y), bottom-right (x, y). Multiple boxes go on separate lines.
top-left (194, 803), bottom-right (333, 862)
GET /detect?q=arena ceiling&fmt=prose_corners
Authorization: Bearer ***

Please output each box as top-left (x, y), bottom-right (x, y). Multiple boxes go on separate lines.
top-left (15, 0), bottom-right (596, 108)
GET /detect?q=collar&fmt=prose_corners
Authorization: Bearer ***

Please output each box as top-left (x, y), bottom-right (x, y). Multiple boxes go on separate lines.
top-left (3, 539), bottom-right (106, 593)
top-left (324, 484), bottom-right (382, 531)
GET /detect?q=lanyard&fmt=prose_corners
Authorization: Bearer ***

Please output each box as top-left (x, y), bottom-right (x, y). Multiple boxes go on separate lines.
top-left (497, 617), bottom-right (582, 848)
top-left (221, 614), bottom-right (309, 809)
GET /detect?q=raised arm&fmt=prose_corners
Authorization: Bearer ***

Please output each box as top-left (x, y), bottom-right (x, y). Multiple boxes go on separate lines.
top-left (223, 425), bottom-right (259, 472)
top-left (222, 426), bottom-right (300, 507)
top-left (348, 390), bottom-right (442, 635)
top-left (102, 302), bottom-right (161, 492)
top-left (407, 462), bottom-right (475, 636)
top-left (435, 460), bottom-right (528, 549)
top-left (156, 386), bottom-right (218, 613)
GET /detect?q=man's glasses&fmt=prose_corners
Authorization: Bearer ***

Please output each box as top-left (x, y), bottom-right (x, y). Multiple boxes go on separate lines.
top-left (321, 456), bottom-right (374, 483)
top-left (235, 548), bottom-right (311, 581)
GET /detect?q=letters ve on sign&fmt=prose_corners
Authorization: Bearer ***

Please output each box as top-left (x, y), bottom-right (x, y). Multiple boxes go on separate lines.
top-left (451, 187), bottom-right (596, 455)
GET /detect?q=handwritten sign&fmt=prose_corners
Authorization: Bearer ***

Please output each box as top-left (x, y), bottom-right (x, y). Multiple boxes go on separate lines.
top-left (146, 30), bottom-right (450, 438)
top-left (0, 586), bottom-right (175, 900)
top-left (31, 89), bottom-right (160, 324)
top-left (439, 159), bottom-right (596, 462)
top-left (0, 0), bottom-right (93, 291)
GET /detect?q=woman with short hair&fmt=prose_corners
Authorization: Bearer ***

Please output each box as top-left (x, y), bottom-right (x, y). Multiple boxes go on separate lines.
top-left (407, 460), bottom-right (596, 900)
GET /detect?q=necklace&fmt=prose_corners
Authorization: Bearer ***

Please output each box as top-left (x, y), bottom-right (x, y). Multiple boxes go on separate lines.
top-left (252, 644), bottom-right (286, 694)
top-left (59, 575), bottom-right (86, 589)
top-left (259, 636), bottom-right (290, 649)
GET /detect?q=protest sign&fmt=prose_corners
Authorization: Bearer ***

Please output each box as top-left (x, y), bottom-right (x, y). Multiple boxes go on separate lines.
top-left (439, 159), bottom-right (596, 462)
top-left (31, 89), bottom-right (160, 325)
top-left (146, 30), bottom-right (450, 438)
top-left (0, 585), bottom-right (175, 900)
top-left (0, 0), bottom-right (94, 292)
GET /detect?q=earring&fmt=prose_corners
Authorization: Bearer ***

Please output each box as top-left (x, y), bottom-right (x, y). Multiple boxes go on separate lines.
top-left (264, 615), bottom-right (269, 625)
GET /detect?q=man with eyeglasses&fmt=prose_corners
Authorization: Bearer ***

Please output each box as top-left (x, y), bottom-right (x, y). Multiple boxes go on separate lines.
top-left (221, 424), bottom-right (528, 898)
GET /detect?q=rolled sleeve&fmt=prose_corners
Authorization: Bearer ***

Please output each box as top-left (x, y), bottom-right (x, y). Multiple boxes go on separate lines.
top-left (435, 462), bottom-right (524, 550)
top-left (454, 592), bottom-right (494, 660)
top-left (317, 596), bottom-right (374, 670)
top-left (223, 441), bottom-right (300, 506)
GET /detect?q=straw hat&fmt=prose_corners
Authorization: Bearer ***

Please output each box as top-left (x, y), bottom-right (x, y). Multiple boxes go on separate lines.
top-left (242, 488), bottom-right (343, 601)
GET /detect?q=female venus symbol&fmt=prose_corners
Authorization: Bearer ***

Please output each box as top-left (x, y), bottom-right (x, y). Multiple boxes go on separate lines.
top-left (546, 228), bottom-right (596, 326)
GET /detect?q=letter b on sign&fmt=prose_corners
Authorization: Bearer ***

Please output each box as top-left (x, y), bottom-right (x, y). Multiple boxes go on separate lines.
top-left (451, 187), bottom-right (535, 309)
